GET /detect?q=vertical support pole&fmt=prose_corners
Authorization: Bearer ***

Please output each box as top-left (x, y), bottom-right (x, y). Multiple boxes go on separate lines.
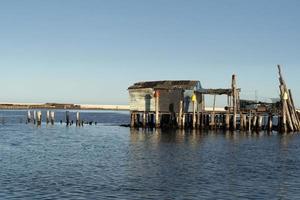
top-left (258, 115), bottom-right (263, 131)
top-left (200, 94), bottom-right (205, 128)
top-left (76, 112), bottom-right (80, 126)
top-left (66, 111), bottom-right (70, 126)
top-left (179, 100), bottom-right (183, 129)
top-left (243, 114), bottom-right (247, 131)
top-left (268, 114), bottom-right (273, 132)
top-left (130, 112), bottom-right (134, 128)
top-left (33, 111), bottom-right (37, 125)
top-left (248, 111), bottom-right (252, 132)
top-left (232, 74), bottom-right (237, 130)
top-left (46, 111), bottom-right (50, 124)
top-left (37, 111), bottom-right (42, 126)
top-left (155, 90), bottom-right (160, 128)
top-left (240, 113), bottom-right (244, 131)
top-left (211, 94), bottom-right (216, 129)
top-left (253, 114), bottom-right (257, 130)
top-left (192, 93), bottom-right (196, 129)
top-left (225, 114), bottom-right (230, 130)
top-left (50, 111), bottom-right (55, 125)
top-left (143, 112), bottom-right (146, 128)
top-left (27, 111), bottom-right (32, 123)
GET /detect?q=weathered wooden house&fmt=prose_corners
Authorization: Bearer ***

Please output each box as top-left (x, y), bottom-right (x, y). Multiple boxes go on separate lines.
top-left (128, 80), bottom-right (204, 128)
top-left (128, 80), bottom-right (202, 113)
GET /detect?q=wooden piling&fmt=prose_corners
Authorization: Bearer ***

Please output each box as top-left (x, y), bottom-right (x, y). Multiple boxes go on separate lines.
top-left (210, 95), bottom-right (216, 129)
top-left (37, 111), bottom-right (42, 126)
top-left (248, 111), bottom-right (252, 132)
top-left (268, 114), bottom-right (273, 132)
top-left (33, 111), bottom-right (37, 125)
top-left (192, 94), bottom-right (197, 129)
top-left (240, 113), bottom-right (245, 130)
top-left (130, 113), bottom-right (135, 128)
top-left (253, 114), bottom-right (257, 130)
top-left (232, 74), bottom-right (237, 130)
top-left (76, 112), bottom-right (80, 126)
top-left (66, 111), bottom-right (70, 126)
top-left (46, 111), bottom-right (50, 124)
top-left (225, 114), bottom-right (230, 130)
top-left (258, 115), bottom-right (263, 131)
top-left (27, 111), bottom-right (32, 123)
top-left (155, 90), bottom-right (160, 128)
top-left (179, 100), bottom-right (183, 129)
top-left (143, 112), bottom-right (147, 128)
top-left (50, 111), bottom-right (55, 125)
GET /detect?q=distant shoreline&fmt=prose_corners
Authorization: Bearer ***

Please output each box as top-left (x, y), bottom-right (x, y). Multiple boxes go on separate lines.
top-left (0, 103), bottom-right (130, 111)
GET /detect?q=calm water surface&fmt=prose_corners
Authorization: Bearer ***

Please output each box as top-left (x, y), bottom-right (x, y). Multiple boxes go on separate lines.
top-left (1, 110), bottom-right (300, 199)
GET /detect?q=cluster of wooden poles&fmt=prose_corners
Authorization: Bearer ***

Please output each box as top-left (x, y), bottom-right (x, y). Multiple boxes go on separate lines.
top-left (26, 110), bottom-right (96, 126)
top-left (278, 65), bottom-right (300, 132)
top-left (130, 111), bottom-right (277, 132)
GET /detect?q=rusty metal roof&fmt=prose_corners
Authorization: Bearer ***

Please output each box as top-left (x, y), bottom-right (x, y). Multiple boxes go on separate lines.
top-left (128, 80), bottom-right (200, 90)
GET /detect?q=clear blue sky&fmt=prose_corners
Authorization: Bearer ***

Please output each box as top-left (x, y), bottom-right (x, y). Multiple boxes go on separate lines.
top-left (0, 0), bottom-right (299, 106)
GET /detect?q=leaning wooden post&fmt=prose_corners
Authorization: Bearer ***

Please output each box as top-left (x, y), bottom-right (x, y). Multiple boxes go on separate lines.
top-left (232, 74), bottom-right (237, 130)
top-left (155, 90), bottom-right (160, 128)
top-left (192, 93), bottom-right (197, 129)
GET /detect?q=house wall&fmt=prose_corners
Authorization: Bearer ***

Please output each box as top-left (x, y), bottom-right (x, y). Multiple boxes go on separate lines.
top-left (129, 89), bottom-right (155, 112)
top-left (129, 89), bottom-right (184, 112)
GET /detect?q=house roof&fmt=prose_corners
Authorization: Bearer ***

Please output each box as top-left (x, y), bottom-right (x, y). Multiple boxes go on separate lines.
top-left (128, 80), bottom-right (200, 90)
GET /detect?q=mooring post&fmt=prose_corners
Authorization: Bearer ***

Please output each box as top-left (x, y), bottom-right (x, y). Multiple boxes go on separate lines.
top-left (155, 90), bottom-right (160, 128)
top-left (37, 111), bottom-right (42, 126)
top-left (66, 111), bottom-right (70, 126)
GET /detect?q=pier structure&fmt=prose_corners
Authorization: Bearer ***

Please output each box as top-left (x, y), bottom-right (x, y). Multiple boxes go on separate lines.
top-left (128, 66), bottom-right (300, 132)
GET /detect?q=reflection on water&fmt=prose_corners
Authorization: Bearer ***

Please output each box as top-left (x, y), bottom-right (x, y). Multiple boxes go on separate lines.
top-left (1, 111), bottom-right (300, 199)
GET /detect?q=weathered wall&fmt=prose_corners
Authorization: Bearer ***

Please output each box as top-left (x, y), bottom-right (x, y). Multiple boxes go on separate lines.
top-left (129, 89), bottom-right (184, 112)
top-left (129, 89), bottom-right (155, 112)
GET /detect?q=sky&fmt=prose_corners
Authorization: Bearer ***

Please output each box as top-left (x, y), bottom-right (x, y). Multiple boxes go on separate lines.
top-left (0, 0), bottom-right (299, 106)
